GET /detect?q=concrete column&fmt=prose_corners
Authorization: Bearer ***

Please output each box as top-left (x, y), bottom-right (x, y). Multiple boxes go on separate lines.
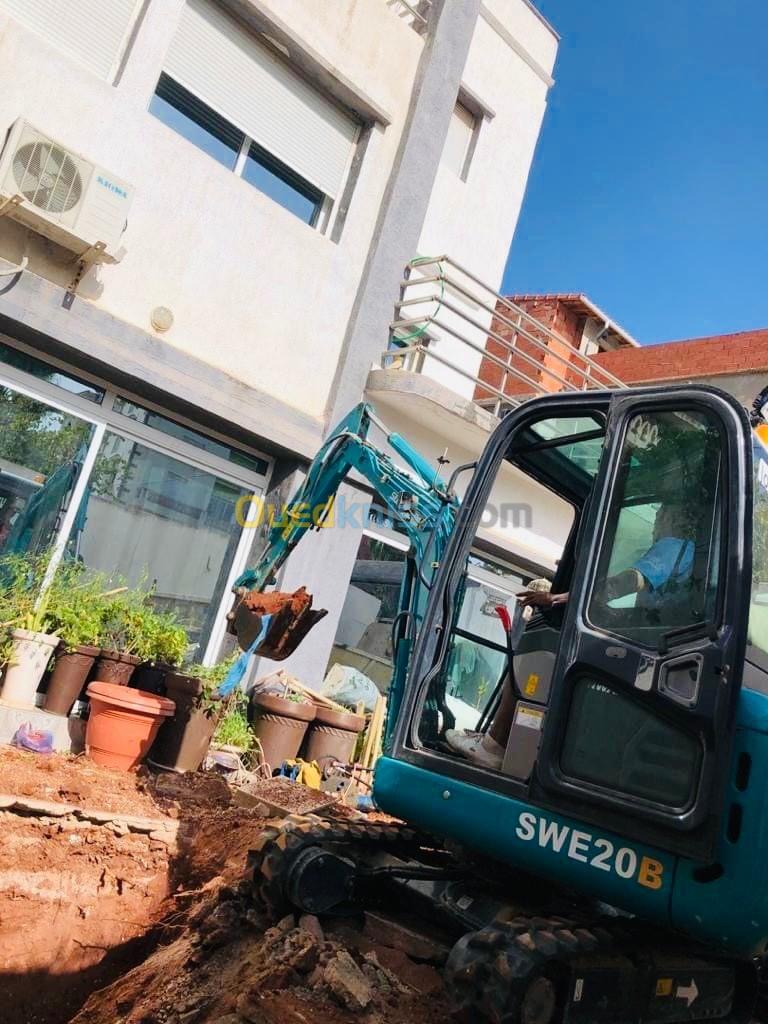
top-left (268, 0), bottom-right (481, 690)
top-left (324, 0), bottom-right (482, 427)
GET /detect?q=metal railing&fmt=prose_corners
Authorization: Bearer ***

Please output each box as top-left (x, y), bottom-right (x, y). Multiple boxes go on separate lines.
top-left (384, 255), bottom-right (626, 418)
top-left (387, 0), bottom-right (432, 30)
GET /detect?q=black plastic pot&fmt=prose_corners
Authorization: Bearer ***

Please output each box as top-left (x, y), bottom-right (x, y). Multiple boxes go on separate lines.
top-left (130, 661), bottom-right (172, 696)
top-left (44, 644), bottom-right (101, 716)
top-left (148, 672), bottom-right (222, 773)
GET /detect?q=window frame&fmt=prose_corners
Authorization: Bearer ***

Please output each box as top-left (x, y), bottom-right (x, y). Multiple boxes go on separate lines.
top-left (0, 336), bottom-right (273, 664)
top-left (150, 72), bottom-right (329, 227)
top-left (583, 407), bottom-right (728, 652)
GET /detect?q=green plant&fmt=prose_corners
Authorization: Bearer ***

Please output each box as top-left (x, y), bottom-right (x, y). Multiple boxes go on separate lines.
top-left (213, 691), bottom-right (253, 751)
top-left (0, 551), bottom-right (56, 635)
top-left (45, 563), bottom-right (111, 650)
top-left (184, 654), bottom-right (239, 714)
top-left (98, 586), bottom-right (149, 654)
top-left (151, 614), bottom-right (189, 666)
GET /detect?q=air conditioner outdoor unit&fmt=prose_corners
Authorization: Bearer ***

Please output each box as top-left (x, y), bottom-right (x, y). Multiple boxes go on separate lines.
top-left (0, 119), bottom-right (134, 264)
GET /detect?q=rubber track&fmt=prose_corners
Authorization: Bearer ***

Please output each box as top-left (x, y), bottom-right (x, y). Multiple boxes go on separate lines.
top-left (247, 813), bottom-right (430, 918)
top-left (446, 915), bottom-right (616, 1024)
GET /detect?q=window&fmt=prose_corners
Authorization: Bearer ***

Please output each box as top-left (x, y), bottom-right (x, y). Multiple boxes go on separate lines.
top-left (150, 75), bottom-right (242, 171)
top-left (0, 388), bottom-right (94, 558)
top-left (154, 0), bottom-right (359, 226)
top-left (0, 342), bottom-right (271, 662)
top-left (588, 410), bottom-right (723, 647)
top-left (0, 341), bottom-right (104, 404)
top-left (561, 679), bottom-right (702, 808)
top-left (0, 0), bottom-right (137, 80)
top-left (749, 433), bottom-right (768, 655)
top-left (442, 100), bottom-right (478, 179)
top-left (443, 556), bottom-right (525, 727)
top-left (113, 397), bottom-right (269, 475)
top-left (71, 431), bottom-right (252, 650)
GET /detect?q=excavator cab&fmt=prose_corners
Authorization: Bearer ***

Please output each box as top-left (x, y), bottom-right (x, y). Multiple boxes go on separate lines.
top-left (383, 385), bottom-right (754, 871)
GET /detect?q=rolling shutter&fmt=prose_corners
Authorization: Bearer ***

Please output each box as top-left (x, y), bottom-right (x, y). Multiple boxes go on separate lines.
top-left (163, 0), bottom-right (359, 199)
top-left (0, 0), bottom-right (138, 80)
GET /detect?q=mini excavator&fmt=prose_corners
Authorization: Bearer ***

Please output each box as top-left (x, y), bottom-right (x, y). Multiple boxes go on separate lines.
top-left (228, 385), bottom-right (768, 1024)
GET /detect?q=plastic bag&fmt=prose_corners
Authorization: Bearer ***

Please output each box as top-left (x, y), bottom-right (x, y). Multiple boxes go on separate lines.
top-left (321, 664), bottom-right (380, 712)
top-left (11, 722), bottom-right (54, 754)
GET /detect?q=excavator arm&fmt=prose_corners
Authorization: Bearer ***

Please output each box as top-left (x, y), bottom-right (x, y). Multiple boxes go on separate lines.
top-left (227, 403), bottom-right (459, 658)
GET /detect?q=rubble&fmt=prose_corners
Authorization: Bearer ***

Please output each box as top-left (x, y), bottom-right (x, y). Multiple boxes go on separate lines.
top-left (323, 949), bottom-right (373, 1011)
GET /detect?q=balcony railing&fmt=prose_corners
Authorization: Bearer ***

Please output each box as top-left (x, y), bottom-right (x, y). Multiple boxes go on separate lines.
top-left (384, 255), bottom-right (626, 418)
top-left (387, 0), bottom-right (432, 31)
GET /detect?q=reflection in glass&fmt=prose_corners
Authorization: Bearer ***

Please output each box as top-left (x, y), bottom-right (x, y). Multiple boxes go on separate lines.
top-left (112, 397), bottom-right (268, 475)
top-left (0, 343), bottom-right (104, 403)
top-left (0, 387), bottom-right (94, 557)
top-left (327, 535), bottom-right (407, 692)
top-left (70, 430), bottom-right (251, 652)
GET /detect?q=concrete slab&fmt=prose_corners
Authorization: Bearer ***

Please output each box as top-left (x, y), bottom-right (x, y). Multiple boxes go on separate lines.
top-left (0, 700), bottom-right (85, 753)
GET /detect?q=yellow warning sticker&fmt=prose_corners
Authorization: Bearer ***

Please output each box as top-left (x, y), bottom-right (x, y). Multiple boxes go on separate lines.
top-left (656, 978), bottom-right (673, 997)
top-left (525, 673), bottom-right (540, 696)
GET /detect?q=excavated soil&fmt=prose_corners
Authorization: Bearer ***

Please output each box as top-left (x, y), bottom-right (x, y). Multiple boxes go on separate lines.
top-left (0, 748), bottom-right (446, 1024)
top-left (0, 748), bottom-right (268, 1024)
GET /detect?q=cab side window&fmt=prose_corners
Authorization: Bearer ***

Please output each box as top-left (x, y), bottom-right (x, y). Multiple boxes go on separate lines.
top-left (588, 410), bottom-right (723, 648)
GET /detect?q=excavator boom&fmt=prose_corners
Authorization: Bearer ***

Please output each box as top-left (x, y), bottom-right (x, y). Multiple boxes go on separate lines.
top-left (227, 403), bottom-right (459, 659)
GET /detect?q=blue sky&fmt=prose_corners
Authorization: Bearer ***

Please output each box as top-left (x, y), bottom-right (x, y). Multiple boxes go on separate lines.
top-left (502, 1), bottom-right (768, 345)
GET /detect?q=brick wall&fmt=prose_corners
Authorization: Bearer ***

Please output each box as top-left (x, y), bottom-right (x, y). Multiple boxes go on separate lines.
top-left (594, 328), bottom-right (768, 384)
top-left (474, 297), bottom-right (585, 404)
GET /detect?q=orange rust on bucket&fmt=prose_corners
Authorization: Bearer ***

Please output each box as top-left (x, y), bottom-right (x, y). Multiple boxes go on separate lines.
top-left (226, 586), bottom-right (328, 660)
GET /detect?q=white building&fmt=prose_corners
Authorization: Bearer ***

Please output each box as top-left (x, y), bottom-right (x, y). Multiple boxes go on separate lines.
top-left (0, 0), bottom-right (571, 682)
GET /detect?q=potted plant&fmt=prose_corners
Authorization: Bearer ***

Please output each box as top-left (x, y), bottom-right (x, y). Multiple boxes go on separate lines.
top-left (0, 553), bottom-right (59, 708)
top-left (130, 609), bottom-right (189, 695)
top-left (148, 655), bottom-right (237, 773)
top-left (93, 589), bottom-right (145, 686)
top-left (249, 674), bottom-right (317, 771)
top-left (43, 564), bottom-right (109, 716)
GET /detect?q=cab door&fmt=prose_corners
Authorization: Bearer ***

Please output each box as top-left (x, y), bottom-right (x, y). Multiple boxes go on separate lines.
top-left (534, 388), bottom-right (752, 862)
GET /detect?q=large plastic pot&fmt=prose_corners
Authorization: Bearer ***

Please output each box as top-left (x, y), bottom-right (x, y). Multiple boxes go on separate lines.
top-left (93, 649), bottom-right (141, 686)
top-left (130, 661), bottom-right (171, 696)
top-left (44, 644), bottom-right (100, 716)
top-left (250, 693), bottom-right (316, 771)
top-left (0, 628), bottom-right (59, 707)
top-left (303, 706), bottom-right (366, 769)
top-left (148, 672), bottom-right (222, 773)
top-left (85, 681), bottom-right (175, 771)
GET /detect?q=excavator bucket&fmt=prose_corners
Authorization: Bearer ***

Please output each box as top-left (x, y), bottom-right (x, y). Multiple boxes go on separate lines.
top-left (226, 586), bottom-right (328, 660)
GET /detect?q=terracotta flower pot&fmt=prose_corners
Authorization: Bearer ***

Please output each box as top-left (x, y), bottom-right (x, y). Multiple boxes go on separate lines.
top-left (85, 681), bottom-right (175, 771)
top-left (249, 692), bottom-right (316, 771)
top-left (0, 628), bottom-right (60, 708)
top-left (148, 672), bottom-right (223, 773)
top-left (44, 644), bottom-right (100, 716)
top-left (93, 649), bottom-right (141, 686)
top-left (303, 706), bottom-right (366, 769)
top-left (130, 661), bottom-right (171, 696)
